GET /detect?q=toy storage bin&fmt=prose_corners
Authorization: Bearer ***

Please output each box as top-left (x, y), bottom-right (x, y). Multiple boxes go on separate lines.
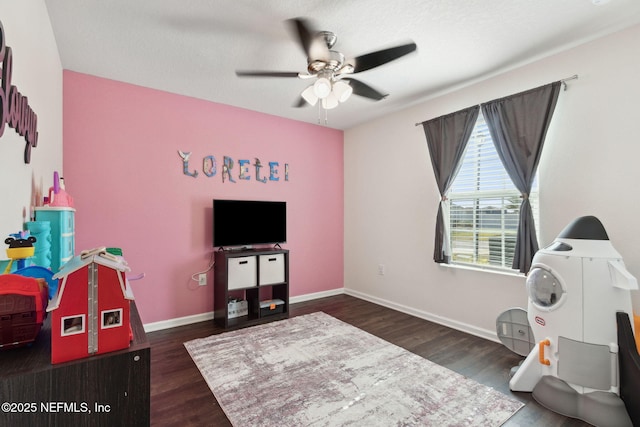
top-left (259, 299), bottom-right (284, 316)
top-left (258, 253), bottom-right (285, 285)
top-left (227, 256), bottom-right (257, 290)
top-left (227, 299), bottom-right (249, 319)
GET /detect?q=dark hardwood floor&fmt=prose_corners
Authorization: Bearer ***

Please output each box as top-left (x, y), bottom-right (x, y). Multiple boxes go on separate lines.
top-left (148, 294), bottom-right (591, 426)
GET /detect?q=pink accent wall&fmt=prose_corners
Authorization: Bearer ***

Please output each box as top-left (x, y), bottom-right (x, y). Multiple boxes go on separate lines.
top-left (62, 71), bottom-right (344, 324)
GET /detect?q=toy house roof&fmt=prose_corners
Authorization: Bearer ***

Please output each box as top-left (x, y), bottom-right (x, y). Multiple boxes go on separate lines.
top-left (48, 249), bottom-right (134, 312)
top-left (53, 248), bottom-right (131, 278)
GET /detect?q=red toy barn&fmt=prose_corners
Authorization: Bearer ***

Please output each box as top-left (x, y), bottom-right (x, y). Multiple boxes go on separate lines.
top-left (48, 248), bottom-right (134, 364)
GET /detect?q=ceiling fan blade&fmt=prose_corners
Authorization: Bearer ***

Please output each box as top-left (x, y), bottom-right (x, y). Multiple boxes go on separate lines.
top-left (293, 96), bottom-right (308, 108)
top-left (342, 78), bottom-right (388, 101)
top-left (287, 18), bottom-right (314, 55)
top-left (287, 17), bottom-right (330, 61)
top-left (351, 42), bottom-right (417, 73)
top-left (236, 71), bottom-right (301, 78)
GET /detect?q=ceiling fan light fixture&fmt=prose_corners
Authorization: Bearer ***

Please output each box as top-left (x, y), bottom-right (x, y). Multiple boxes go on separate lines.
top-left (301, 85), bottom-right (318, 106)
top-left (313, 77), bottom-right (332, 99)
top-left (332, 80), bottom-right (353, 103)
top-left (321, 92), bottom-right (339, 110)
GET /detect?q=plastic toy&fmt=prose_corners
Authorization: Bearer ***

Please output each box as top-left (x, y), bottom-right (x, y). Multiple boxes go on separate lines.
top-left (48, 247), bottom-right (134, 364)
top-left (0, 274), bottom-right (48, 349)
top-left (47, 171), bottom-right (74, 208)
top-left (13, 265), bottom-right (57, 299)
top-left (509, 216), bottom-right (637, 427)
top-left (24, 221), bottom-right (52, 269)
top-left (4, 231), bottom-right (36, 273)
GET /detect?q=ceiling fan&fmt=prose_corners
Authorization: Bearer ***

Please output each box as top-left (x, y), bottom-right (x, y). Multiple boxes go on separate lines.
top-left (235, 18), bottom-right (417, 110)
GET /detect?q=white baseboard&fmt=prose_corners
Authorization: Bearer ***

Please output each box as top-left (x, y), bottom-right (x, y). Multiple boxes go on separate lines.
top-left (143, 288), bottom-right (345, 333)
top-left (344, 288), bottom-right (500, 344)
top-left (144, 287), bottom-right (500, 344)
top-left (289, 288), bottom-right (344, 304)
top-left (144, 311), bottom-right (214, 333)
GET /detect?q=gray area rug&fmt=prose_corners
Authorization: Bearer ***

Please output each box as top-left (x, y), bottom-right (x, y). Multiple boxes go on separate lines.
top-left (184, 312), bottom-right (523, 426)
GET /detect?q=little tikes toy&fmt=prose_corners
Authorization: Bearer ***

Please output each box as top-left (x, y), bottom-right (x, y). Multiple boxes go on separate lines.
top-left (510, 216), bottom-right (637, 427)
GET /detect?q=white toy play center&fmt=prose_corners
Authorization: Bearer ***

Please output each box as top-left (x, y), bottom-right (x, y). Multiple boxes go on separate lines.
top-left (500, 216), bottom-right (638, 427)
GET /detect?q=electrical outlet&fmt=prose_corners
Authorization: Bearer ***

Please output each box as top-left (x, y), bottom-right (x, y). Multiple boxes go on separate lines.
top-left (198, 273), bottom-right (207, 286)
top-left (378, 264), bottom-right (385, 276)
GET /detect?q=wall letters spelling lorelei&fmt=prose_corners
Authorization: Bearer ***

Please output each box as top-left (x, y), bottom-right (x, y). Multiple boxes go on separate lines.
top-left (178, 151), bottom-right (289, 183)
top-left (0, 20), bottom-right (39, 164)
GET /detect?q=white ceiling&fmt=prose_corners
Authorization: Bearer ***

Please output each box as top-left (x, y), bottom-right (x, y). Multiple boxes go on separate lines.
top-left (44, 0), bottom-right (640, 130)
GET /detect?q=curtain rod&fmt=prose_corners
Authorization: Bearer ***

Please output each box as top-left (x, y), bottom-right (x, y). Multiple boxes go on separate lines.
top-left (560, 74), bottom-right (578, 90)
top-left (414, 74), bottom-right (579, 127)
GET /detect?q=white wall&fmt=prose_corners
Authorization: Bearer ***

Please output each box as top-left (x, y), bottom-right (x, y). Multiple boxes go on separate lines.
top-left (344, 24), bottom-right (640, 341)
top-left (0, 1), bottom-right (63, 246)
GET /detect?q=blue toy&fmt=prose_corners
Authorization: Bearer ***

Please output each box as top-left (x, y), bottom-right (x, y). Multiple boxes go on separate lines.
top-left (4, 231), bottom-right (36, 273)
top-left (13, 265), bottom-right (57, 300)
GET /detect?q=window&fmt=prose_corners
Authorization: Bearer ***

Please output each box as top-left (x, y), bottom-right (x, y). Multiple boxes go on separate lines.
top-left (61, 314), bottom-right (85, 336)
top-left (447, 112), bottom-right (539, 270)
top-left (101, 308), bottom-right (123, 329)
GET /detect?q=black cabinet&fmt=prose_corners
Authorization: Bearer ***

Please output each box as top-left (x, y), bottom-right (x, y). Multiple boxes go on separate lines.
top-left (214, 248), bottom-right (289, 328)
top-left (0, 303), bottom-right (150, 426)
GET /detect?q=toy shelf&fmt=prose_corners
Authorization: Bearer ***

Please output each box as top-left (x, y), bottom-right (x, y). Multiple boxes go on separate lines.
top-left (213, 248), bottom-right (289, 329)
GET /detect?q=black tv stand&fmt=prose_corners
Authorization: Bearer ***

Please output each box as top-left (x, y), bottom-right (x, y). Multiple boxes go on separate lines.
top-left (213, 248), bottom-right (289, 329)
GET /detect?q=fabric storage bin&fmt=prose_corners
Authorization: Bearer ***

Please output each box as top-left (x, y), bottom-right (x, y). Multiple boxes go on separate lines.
top-left (227, 256), bottom-right (257, 290)
top-left (259, 254), bottom-right (285, 285)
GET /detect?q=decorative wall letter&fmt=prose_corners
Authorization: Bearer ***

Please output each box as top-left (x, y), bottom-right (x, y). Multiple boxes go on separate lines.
top-left (222, 156), bottom-right (236, 183)
top-left (203, 155), bottom-right (217, 177)
top-left (238, 159), bottom-right (250, 180)
top-left (254, 158), bottom-right (267, 183)
top-left (178, 151), bottom-right (290, 184)
top-left (178, 150), bottom-right (198, 177)
top-left (0, 20), bottom-right (39, 164)
top-left (269, 162), bottom-right (279, 181)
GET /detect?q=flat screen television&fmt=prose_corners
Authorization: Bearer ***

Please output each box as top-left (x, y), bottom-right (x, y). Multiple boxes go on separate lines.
top-left (213, 199), bottom-right (287, 248)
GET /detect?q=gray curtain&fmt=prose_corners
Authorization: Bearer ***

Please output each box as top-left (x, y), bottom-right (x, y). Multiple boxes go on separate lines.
top-left (481, 81), bottom-right (561, 273)
top-left (421, 105), bottom-right (479, 263)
